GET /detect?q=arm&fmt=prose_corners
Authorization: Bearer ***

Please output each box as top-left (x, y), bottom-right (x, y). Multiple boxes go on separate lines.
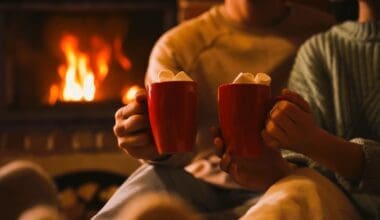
top-left (145, 36), bottom-right (181, 85)
top-left (263, 90), bottom-right (364, 180)
top-left (306, 127), bottom-right (364, 180)
top-left (264, 36), bottom-right (380, 194)
top-left (113, 33), bottom-right (188, 167)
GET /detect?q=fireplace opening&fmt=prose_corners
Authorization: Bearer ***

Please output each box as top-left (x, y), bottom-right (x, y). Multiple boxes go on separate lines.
top-left (0, 0), bottom-right (177, 122)
top-left (9, 11), bottom-right (156, 107)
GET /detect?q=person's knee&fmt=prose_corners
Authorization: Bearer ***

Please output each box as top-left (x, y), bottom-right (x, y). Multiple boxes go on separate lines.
top-left (93, 164), bottom-right (198, 219)
top-left (243, 168), bottom-right (361, 220)
top-left (19, 205), bottom-right (62, 220)
top-left (0, 160), bottom-right (58, 202)
top-left (0, 160), bottom-right (58, 220)
top-left (116, 192), bottom-right (203, 220)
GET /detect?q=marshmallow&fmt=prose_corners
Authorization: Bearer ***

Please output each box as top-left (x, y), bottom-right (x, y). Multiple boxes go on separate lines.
top-left (232, 72), bottom-right (271, 86)
top-left (254, 72), bottom-right (271, 86)
top-left (158, 69), bottom-right (175, 82)
top-left (232, 72), bottom-right (256, 84)
top-left (173, 71), bottom-right (193, 81)
top-left (157, 70), bottom-right (193, 82)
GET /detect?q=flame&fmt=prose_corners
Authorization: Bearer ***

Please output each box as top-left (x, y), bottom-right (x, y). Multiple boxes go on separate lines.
top-left (48, 34), bottom-right (132, 105)
top-left (122, 85), bottom-right (141, 104)
top-left (114, 38), bottom-right (132, 71)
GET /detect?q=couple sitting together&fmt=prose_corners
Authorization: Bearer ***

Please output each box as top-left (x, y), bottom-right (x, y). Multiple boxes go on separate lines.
top-left (93, 0), bottom-right (380, 219)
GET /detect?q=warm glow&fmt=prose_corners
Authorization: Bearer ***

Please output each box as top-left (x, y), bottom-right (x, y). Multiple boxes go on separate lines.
top-left (122, 85), bottom-right (141, 104)
top-left (48, 34), bottom-right (132, 105)
top-left (48, 85), bottom-right (59, 105)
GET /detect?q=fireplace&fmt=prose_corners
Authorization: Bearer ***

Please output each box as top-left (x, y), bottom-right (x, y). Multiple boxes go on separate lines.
top-left (0, 1), bottom-right (177, 218)
top-left (0, 0), bottom-right (177, 153)
top-left (0, 0), bottom-right (176, 116)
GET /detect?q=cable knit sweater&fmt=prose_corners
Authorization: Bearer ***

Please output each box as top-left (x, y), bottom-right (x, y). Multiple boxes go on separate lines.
top-left (288, 21), bottom-right (380, 219)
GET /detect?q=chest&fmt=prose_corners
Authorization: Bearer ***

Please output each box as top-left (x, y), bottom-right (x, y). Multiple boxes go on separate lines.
top-left (191, 34), bottom-right (300, 95)
top-left (323, 41), bottom-right (380, 138)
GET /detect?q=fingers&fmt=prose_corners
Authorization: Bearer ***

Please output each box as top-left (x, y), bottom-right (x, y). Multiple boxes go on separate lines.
top-left (220, 153), bottom-right (232, 173)
top-left (135, 89), bottom-right (147, 103)
top-left (261, 130), bottom-right (280, 148)
top-left (214, 137), bottom-right (225, 157)
top-left (118, 132), bottom-right (153, 149)
top-left (273, 100), bottom-right (304, 124)
top-left (114, 114), bottom-right (149, 135)
top-left (210, 126), bottom-right (225, 156)
top-left (115, 101), bottom-right (147, 121)
top-left (281, 89), bottom-right (311, 113)
top-left (265, 100), bottom-right (307, 147)
top-left (123, 114), bottom-right (150, 134)
top-left (264, 120), bottom-right (289, 146)
top-left (269, 103), bottom-right (296, 131)
top-left (113, 93), bottom-right (153, 157)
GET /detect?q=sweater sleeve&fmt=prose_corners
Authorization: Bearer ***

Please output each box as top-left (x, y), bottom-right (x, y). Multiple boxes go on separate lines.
top-left (335, 138), bottom-right (380, 194)
top-left (339, 86), bottom-right (380, 194)
top-left (145, 34), bottom-right (183, 85)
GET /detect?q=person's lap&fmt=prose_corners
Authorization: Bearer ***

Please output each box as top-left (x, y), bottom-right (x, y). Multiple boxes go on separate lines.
top-left (241, 168), bottom-right (362, 220)
top-left (92, 164), bottom-right (260, 220)
top-left (93, 164), bottom-right (361, 220)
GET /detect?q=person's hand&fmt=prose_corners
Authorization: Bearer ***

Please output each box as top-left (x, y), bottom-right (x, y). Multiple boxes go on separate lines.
top-left (211, 126), bottom-right (292, 191)
top-left (261, 89), bottom-right (318, 154)
top-left (113, 89), bottom-right (161, 160)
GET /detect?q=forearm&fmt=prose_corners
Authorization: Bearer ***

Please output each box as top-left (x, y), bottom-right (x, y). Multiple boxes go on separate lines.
top-left (303, 128), bottom-right (364, 180)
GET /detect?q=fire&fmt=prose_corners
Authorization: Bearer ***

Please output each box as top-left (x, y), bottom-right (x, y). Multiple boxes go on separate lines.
top-left (48, 34), bottom-right (132, 105)
top-left (122, 85), bottom-right (141, 104)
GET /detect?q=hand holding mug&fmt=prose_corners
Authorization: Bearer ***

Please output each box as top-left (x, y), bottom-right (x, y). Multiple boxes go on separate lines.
top-left (262, 89), bottom-right (317, 154)
top-left (211, 125), bottom-right (292, 191)
top-left (113, 89), bottom-right (161, 160)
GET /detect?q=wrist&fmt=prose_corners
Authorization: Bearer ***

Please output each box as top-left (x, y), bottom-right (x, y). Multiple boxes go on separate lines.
top-left (299, 127), bottom-right (325, 156)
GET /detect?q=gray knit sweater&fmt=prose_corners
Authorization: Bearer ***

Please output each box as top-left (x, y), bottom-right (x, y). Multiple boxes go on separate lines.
top-left (288, 21), bottom-right (380, 219)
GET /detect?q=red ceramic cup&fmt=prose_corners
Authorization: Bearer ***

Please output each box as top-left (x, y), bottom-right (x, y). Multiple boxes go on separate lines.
top-left (218, 83), bottom-right (271, 157)
top-left (148, 81), bottom-right (197, 154)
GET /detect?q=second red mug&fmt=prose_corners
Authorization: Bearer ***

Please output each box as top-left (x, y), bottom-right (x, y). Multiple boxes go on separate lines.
top-left (218, 83), bottom-right (271, 157)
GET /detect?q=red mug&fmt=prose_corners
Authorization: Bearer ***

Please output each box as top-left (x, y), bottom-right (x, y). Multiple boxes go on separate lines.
top-left (218, 83), bottom-right (272, 157)
top-left (148, 81), bottom-right (197, 154)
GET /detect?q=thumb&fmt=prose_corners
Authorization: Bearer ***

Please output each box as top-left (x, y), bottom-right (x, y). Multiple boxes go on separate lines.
top-left (220, 153), bottom-right (232, 173)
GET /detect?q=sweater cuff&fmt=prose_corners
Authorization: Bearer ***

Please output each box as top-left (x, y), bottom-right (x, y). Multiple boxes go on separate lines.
top-left (335, 138), bottom-right (380, 194)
